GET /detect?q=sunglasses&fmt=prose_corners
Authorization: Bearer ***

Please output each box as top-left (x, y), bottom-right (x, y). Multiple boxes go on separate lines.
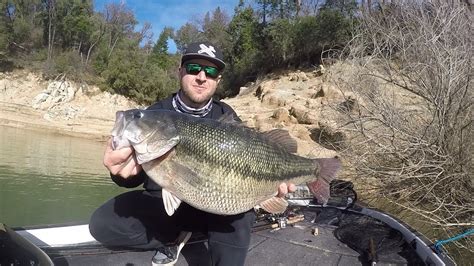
top-left (184, 63), bottom-right (220, 79)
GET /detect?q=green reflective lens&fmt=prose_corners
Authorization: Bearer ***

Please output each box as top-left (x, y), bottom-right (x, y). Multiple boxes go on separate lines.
top-left (203, 66), bottom-right (219, 78)
top-left (186, 64), bottom-right (202, 73)
top-left (185, 63), bottom-right (219, 78)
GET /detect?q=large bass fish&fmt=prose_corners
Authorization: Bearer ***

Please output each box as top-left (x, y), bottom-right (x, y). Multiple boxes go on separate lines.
top-left (112, 109), bottom-right (341, 216)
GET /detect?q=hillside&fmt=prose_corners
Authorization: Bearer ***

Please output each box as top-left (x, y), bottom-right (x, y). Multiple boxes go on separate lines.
top-left (0, 67), bottom-right (347, 160)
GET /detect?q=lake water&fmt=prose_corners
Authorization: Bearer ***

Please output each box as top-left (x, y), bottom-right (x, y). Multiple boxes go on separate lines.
top-left (0, 125), bottom-right (127, 227)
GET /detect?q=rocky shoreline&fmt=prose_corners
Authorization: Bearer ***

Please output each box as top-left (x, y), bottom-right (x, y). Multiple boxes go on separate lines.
top-left (0, 67), bottom-right (347, 159)
top-left (0, 101), bottom-right (113, 141)
top-left (0, 70), bottom-right (137, 142)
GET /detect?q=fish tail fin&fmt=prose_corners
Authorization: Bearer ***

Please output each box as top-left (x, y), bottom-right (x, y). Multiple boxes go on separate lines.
top-left (307, 157), bottom-right (342, 204)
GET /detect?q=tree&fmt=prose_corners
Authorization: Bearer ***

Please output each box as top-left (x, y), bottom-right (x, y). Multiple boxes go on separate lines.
top-left (60, 0), bottom-right (94, 53)
top-left (173, 22), bottom-right (202, 53)
top-left (101, 37), bottom-right (177, 105)
top-left (256, 0), bottom-right (299, 21)
top-left (41, 0), bottom-right (76, 61)
top-left (102, 2), bottom-right (137, 59)
top-left (44, 0), bottom-right (55, 61)
top-left (0, 1), bottom-right (13, 56)
top-left (150, 27), bottom-right (173, 69)
top-left (202, 7), bottom-right (230, 49)
top-left (90, 2), bottom-right (138, 74)
top-left (290, 7), bottom-right (354, 66)
top-left (2, 0), bottom-right (43, 53)
top-left (322, 0), bottom-right (358, 18)
top-left (223, 2), bottom-right (262, 95)
top-left (85, 12), bottom-right (106, 64)
top-left (262, 18), bottom-right (294, 67)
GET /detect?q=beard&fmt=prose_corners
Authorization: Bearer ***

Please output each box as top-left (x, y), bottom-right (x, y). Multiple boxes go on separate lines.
top-left (180, 86), bottom-right (214, 108)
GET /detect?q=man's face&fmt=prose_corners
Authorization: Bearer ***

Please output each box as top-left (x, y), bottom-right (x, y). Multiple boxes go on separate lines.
top-left (179, 58), bottom-right (221, 108)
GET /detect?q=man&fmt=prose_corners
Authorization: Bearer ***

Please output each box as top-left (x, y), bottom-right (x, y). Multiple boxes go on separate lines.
top-left (89, 42), bottom-right (296, 266)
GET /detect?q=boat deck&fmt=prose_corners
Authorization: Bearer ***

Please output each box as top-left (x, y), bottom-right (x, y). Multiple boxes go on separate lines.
top-left (44, 207), bottom-right (423, 266)
top-left (2, 182), bottom-right (454, 265)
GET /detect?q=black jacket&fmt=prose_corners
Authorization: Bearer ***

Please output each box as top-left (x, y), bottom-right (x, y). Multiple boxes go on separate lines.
top-left (110, 93), bottom-right (240, 191)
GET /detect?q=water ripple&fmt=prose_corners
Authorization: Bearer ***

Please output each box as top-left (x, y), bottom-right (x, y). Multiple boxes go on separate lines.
top-left (0, 126), bottom-right (128, 227)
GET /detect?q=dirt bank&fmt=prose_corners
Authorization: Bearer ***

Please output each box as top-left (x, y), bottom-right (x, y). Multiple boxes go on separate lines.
top-left (0, 70), bottom-right (137, 142)
top-left (0, 67), bottom-right (347, 160)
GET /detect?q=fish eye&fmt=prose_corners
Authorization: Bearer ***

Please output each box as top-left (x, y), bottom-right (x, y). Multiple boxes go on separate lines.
top-left (133, 111), bottom-right (143, 119)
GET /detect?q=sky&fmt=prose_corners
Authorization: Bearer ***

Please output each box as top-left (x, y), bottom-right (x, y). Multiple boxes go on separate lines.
top-left (93, 0), bottom-right (242, 53)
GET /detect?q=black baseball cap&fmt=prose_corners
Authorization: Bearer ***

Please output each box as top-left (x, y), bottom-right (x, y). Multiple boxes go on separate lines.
top-left (181, 42), bottom-right (226, 70)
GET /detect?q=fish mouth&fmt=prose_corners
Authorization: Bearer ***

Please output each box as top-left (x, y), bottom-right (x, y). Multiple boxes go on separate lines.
top-left (111, 111), bottom-right (131, 149)
top-left (111, 110), bottom-right (149, 149)
top-left (111, 135), bottom-right (129, 150)
top-left (111, 111), bottom-right (126, 137)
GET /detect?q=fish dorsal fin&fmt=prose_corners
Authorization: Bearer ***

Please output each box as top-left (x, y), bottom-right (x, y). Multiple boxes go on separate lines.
top-left (259, 196), bottom-right (288, 214)
top-left (162, 189), bottom-right (182, 216)
top-left (263, 129), bottom-right (298, 153)
top-left (218, 112), bottom-right (240, 124)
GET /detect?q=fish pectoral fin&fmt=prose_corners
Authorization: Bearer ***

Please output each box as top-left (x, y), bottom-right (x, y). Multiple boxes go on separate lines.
top-left (259, 196), bottom-right (288, 214)
top-left (162, 189), bottom-right (182, 216)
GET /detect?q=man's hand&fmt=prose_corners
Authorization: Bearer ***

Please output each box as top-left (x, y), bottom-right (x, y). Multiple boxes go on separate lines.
top-left (103, 138), bottom-right (142, 178)
top-left (277, 182), bottom-right (297, 198)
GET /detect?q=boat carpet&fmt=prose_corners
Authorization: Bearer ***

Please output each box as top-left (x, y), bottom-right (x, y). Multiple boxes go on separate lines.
top-left (48, 218), bottom-right (421, 265)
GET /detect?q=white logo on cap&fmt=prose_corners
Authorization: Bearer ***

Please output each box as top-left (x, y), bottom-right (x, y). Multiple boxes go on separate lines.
top-left (198, 44), bottom-right (216, 58)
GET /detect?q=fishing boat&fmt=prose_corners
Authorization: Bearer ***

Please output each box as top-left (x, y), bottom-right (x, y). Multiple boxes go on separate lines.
top-left (1, 181), bottom-right (456, 266)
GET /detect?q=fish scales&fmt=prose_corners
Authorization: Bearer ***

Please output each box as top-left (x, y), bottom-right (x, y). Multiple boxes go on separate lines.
top-left (112, 109), bottom-right (341, 215)
top-left (161, 115), bottom-right (317, 213)
top-left (174, 117), bottom-right (316, 181)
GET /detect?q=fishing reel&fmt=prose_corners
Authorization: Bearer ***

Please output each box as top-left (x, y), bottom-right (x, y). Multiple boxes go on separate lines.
top-left (286, 179), bottom-right (358, 209)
